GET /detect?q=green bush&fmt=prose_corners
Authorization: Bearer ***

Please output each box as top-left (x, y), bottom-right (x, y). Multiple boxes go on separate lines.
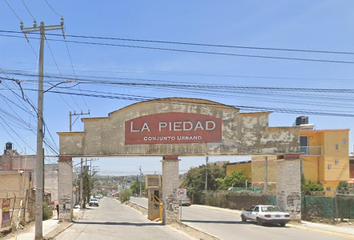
top-left (43, 203), bottom-right (53, 220)
top-left (119, 188), bottom-right (132, 203)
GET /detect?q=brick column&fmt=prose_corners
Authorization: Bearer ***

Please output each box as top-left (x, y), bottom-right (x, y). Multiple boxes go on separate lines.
top-left (58, 156), bottom-right (73, 222)
top-left (276, 154), bottom-right (301, 221)
top-left (161, 156), bottom-right (180, 224)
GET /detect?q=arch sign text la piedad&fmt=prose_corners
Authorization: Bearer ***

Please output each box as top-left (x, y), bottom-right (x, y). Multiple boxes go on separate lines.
top-left (58, 98), bottom-right (301, 223)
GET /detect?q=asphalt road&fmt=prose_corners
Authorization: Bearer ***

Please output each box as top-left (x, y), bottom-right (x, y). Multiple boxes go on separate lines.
top-left (129, 197), bottom-right (354, 240)
top-left (55, 197), bottom-right (193, 240)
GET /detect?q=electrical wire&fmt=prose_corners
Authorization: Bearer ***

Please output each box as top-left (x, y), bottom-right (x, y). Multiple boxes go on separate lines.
top-left (63, 34), bottom-right (89, 110)
top-left (20, 0), bottom-right (36, 21)
top-left (2, 31), bottom-right (354, 64)
top-left (45, 38), bottom-right (354, 65)
top-left (44, 0), bottom-right (62, 17)
top-left (45, 38), bottom-right (79, 111)
top-left (2, 29), bottom-right (354, 56)
top-left (3, 1), bottom-right (22, 21)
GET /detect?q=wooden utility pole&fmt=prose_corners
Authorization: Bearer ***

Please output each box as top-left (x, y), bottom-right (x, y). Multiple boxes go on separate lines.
top-left (139, 166), bottom-right (142, 197)
top-left (21, 19), bottom-right (64, 240)
top-left (69, 110), bottom-right (89, 209)
top-left (69, 110), bottom-right (90, 132)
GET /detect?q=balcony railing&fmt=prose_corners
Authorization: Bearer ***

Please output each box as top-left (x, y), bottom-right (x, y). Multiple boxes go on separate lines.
top-left (300, 146), bottom-right (322, 156)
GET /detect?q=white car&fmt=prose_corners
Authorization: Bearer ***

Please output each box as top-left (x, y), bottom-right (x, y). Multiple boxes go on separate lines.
top-left (89, 198), bottom-right (99, 207)
top-left (241, 205), bottom-right (290, 227)
top-left (179, 196), bottom-right (191, 206)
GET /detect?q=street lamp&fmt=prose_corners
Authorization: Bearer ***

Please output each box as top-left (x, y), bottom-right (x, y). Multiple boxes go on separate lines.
top-left (44, 79), bottom-right (76, 93)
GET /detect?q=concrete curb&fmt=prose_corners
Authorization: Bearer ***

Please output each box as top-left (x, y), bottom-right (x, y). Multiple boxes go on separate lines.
top-left (127, 201), bottom-right (222, 240)
top-left (43, 222), bottom-right (73, 240)
top-left (171, 221), bottom-right (223, 240)
top-left (43, 209), bottom-right (85, 239)
top-left (126, 202), bottom-right (148, 215)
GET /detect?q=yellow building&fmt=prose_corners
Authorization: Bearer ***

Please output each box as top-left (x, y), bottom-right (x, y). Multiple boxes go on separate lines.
top-left (301, 128), bottom-right (350, 196)
top-left (226, 160), bottom-right (252, 179)
top-left (226, 128), bottom-right (350, 197)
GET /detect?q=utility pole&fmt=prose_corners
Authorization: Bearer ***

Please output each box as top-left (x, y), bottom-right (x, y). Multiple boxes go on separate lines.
top-left (139, 166), bottom-right (142, 197)
top-left (21, 19), bottom-right (64, 240)
top-left (69, 110), bottom-right (90, 132)
top-left (264, 156), bottom-right (268, 193)
top-left (80, 157), bottom-right (84, 209)
top-left (205, 156), bottom-right (209, 191)
top-left (69, 110), bottom-right (89, 209)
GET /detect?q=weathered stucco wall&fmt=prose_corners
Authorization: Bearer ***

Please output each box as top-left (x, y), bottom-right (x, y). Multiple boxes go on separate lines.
top-left (58, 98), bottom-right (300, 157)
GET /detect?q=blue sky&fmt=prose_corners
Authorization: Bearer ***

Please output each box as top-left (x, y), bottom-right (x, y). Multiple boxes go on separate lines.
top-left (1, 1), bottom-right (354, 175)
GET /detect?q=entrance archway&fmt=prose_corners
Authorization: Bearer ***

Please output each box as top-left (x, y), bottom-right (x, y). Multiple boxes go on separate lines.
top-left (58, 98), bottom-right (301, 223)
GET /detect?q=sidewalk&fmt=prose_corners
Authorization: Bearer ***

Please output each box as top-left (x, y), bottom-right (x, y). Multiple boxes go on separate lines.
top-left (188, 204), bottom-right (354, 237)
top-left (2, 208), bottom-right (81, 240)
top-left (292, 220), bottom-right (354, 237)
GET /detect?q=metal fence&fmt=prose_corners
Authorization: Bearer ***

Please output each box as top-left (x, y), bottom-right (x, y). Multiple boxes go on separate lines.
top-left (200, 191), bottom-right (354, 222)
top-left (0, 190), bottom-right (35, 230)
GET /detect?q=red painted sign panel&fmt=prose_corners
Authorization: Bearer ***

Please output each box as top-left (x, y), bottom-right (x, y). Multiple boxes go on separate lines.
top-left (125, 112), bottom-right (222, 145)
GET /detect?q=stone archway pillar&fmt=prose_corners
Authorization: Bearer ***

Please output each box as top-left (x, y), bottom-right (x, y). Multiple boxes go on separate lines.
top-left (161, 156), bottom-right (180, 224)
top-left (58, 156), bottom-right (73, 222)
top-left (276, 154), bottom-right (301, 221)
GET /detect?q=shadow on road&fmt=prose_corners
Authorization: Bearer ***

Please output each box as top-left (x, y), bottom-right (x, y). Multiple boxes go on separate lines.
top-left (73, 221), bottom-right (162, 226)
top-left (182, 220), bottom-right (242, 224)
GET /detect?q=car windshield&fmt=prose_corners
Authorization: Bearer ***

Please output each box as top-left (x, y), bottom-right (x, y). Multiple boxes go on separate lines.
top-left (261, 206), bottom-right (282, 212)
top-left (90, 198), bottom-right (97, 201)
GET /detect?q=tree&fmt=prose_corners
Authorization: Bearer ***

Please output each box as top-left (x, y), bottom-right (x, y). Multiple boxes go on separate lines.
top-left (180, 164), bottom-right (225, 202)
top-left (130, 178), bottom-right (146, 196)
top-left (301, 175), bottom-right (324, 195)
top-left (337, 181), bottom-right (348, 194)
top-left (216, 170), bottom-right (249, 190)
top-left (75, 168), bottom-right (98, 207)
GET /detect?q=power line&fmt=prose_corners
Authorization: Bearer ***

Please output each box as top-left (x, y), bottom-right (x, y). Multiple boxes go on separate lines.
top-left (43, 39), bottom-right (354, 65)
top-left (3, 1), bottom-right (22, 21)
top-left (20, 0), bottom-right (36, 21)
top-left (44, 38), bottom-right (79, 111)
top-left (2, 29), bottom-right (354, 56)
top-left (2, 30), bottom-right (354, 64)
top-left (63, 31), bottom-right (89, 110)
top-left (44, 0), bottom-right (62, 17)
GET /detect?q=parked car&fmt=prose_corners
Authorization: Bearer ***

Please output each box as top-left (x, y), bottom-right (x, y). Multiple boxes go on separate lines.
top-left (179, 196), bottom-right (191, 206)
top-left (89, 198), bottom-right (99, 207)
top-left (240, 205), bottom-right (290, 227)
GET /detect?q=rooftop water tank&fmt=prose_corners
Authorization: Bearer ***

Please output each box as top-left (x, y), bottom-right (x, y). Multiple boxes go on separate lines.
top-left (295, 116), bottom-right (308, 126)
top-left (5, 142), bottom-right (12, 150)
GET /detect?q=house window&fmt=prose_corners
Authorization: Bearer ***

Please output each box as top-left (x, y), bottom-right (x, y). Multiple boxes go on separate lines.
top-left (300, 136), bottom-right (308, 155)
top-left (335, 159), bottom-right (339, 165)
top-left (335, 144), bottom-right (339, 150)
top-left (326, 187), bottom-right (331, 191)
top-left (328, 164), bottom-right (332, 170)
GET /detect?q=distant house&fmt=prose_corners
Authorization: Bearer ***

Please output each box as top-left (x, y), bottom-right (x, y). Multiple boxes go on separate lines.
top-left (0, 142), bottom-right (59, 204)
top-left (226, 117), bottom-right (350, 197)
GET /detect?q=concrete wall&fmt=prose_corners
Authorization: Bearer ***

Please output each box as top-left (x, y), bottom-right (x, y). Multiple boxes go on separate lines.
top-left (44, 164), bottom-right (59, 204)
top-left (276, 158), bottom-right (301, 221)
top-left (162, 157), bottom-right (180, 224)
top-left (58, 98), bottom-right (300, 157)
top-left (58, 158), bottom-right (73, 222)
top-left (251, 156), bottom-right (278, 190)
